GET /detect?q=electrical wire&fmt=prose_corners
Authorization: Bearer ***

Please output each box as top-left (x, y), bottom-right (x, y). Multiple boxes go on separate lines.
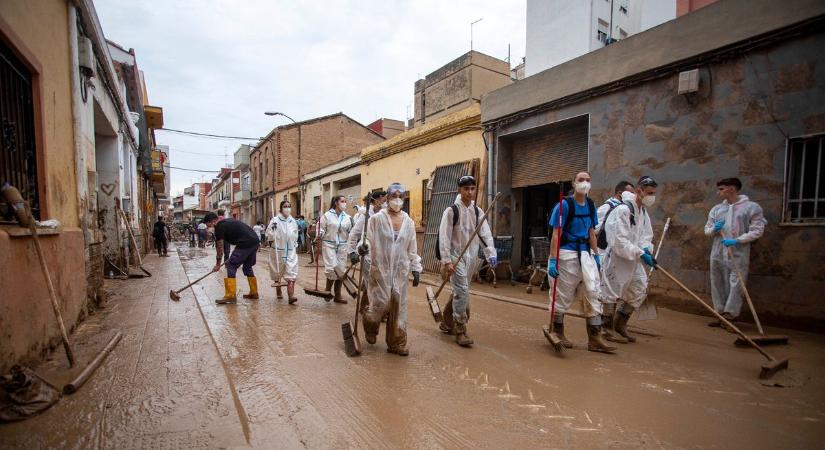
top-left (168, 166), bottom-right (226, 173)
top-left (158, 127), bottom-right (262, 140)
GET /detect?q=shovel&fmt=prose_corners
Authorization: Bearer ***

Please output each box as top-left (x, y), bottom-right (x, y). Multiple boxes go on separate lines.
top-left (342, 259), bottom-right (365, 357)
top-left (542, 184), bottom-right (564, 353)
top-left (169, 262), bottom-right (226, 301)
top-left (721, 231), bottom-right (789, 347)
top-left (656, 265), bottom-right (788, 379)
top-left (426, 193), bottom-right (501, 323)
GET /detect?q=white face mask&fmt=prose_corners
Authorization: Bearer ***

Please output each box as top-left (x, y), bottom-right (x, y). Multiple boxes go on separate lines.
top-left (389, 198), bottom-right (404, 212)
top-left (621, 191), bottom-right (636, 203)
top-left (642, 195), bottom-right (656, 207)
top-left (282, 208), bottom-right (291, 216)
top-left (339, 202), bottom-right (347, 211)
top-left (575, 181), bottom-right (591, 195)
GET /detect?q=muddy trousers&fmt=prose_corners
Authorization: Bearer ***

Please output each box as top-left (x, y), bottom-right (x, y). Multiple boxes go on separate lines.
top-left (552, 250), bottom-right (603, 325)
top-left (710, 256), bottom-right (747, 318)
top-left (363, 291), bottom-right (406, 350)
top-left (449, 256), bottom-right (472, 324)
top-left (226, 245), bottom-right (258, 278)
top-left (154, 237), bottom-right (168, 255)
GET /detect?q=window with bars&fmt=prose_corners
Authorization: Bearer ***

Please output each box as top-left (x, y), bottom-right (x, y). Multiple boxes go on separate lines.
top-left (1, 39), bottom-right (39, 222)
top-left (784, 134), bottom-right (824, 223)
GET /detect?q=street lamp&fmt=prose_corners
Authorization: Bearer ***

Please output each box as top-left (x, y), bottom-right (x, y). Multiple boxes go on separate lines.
top-left (262, 111), bottom-right (301, 217)
top-left (264, 111), bottom-right (296, 123)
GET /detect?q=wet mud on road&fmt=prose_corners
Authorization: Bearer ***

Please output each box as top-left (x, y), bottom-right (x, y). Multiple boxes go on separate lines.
top-left (1, 244), bottom-right (824, 449)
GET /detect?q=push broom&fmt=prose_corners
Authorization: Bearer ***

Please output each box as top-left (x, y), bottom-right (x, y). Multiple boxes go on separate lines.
top-left (720, 231), bottom-right (788, 347)
top-left (305, 202), bottom-right (334, 300)
top-left (542, 184), bottom-right (565, 353)
top-left (342, 234), bottom-right (367, 357)
top-left (655, 265), bottom-right (788, 379)
top-left (425, 193), bottom-right (500, 323)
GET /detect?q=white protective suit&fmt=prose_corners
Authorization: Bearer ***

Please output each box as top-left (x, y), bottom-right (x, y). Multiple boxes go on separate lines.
top-left (438, 195), bottom-right (496, 324)
top-left (703, 195), bottom-right (766, 317)
top-left (319, 209), bottom-right (352, 280)
top-left (266, 214), bottom-right (299, 282)
top-left (601, 194), bottom-right (654, 309)
top-left (363, 209), bottom-right (422, 348)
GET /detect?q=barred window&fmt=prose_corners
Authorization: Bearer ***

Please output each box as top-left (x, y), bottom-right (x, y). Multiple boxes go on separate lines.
top-left (1, 39), bottom-right (39, 221)
top-left (784, 134), bottom-right (824, 223)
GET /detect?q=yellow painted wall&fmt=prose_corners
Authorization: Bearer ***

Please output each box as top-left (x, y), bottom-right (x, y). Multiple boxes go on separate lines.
top-left (361, 129), bottom-right (484, 226)
top-left (1, 0), bottom-right (78, 227)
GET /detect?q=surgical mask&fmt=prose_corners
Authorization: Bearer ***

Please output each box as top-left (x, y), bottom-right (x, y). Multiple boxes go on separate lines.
top-left (339, 202), bottom-right (347, 210)
top-left (575, 181), bottom-right (591, 194)
top-left (642, 195), bottom-right (656, 207)
top-left (389, 198), bottom-right (404, 211)
top-left (621, 191), bottom-right (636, 203)
top-left (282, 208), bottom-right (291, 216)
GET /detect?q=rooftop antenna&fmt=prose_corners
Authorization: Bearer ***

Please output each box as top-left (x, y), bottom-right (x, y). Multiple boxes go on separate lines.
top-left (470, 18), bottom-right (483, 51)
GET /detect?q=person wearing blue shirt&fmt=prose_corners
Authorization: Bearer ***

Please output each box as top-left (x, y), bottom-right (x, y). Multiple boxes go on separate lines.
top-left (547, 171), bottom-right (616, 354)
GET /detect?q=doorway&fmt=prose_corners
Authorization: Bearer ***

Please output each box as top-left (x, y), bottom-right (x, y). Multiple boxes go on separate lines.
top-left (520, 181), bottom-right (571, 266)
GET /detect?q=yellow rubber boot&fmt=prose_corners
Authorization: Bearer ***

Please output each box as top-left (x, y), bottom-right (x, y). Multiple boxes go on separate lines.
top-left (216, 278), bottom-right (237, 304)
top-left (243, 276), bottom-right (259, 300)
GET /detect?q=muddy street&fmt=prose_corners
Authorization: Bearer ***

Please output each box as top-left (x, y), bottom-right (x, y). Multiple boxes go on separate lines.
top-left (2, 244), bottom-right (824, 449)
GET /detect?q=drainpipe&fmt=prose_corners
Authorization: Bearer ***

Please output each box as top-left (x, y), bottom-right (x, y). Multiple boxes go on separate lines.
top-left (482, 129), bottom-right (495, 231)
top-left (68, 6), bottom-right (92, 261)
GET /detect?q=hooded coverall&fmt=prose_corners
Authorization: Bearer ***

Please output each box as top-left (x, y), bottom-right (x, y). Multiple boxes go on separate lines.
top-left (364, 209), bottom-right (422, 351)
top-left (601, 196), bottom-right (654, 310)
top-left (704, 195), bottom-right (766, 318)
top-left (438, 195), bottom-right (496, 326)
top-left (266, 214), bottom-right (299, 282)
top-left (347, 207), bottom-right (379, 311)
top-left (319, 209), bottom-right (352, 280)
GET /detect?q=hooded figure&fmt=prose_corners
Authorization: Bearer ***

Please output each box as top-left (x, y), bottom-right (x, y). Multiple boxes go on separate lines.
top-left (437, 175), bottom-right (496, 347)
top-left (601, 176), bottom-right (657, 343)
top-left (363, 183), bottom-right (421, 356)
top-left (704, 178), bottom-right (766, 325)
top-left (318, 195), bottom-right (353, 303)
top-left (267, 200), bottom-right (300, 303)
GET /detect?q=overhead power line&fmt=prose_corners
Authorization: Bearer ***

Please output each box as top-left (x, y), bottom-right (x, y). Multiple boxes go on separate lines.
top-left (168, 166), bottom-right (226, 173)
top-left (158, 127), bottom-right (262, 140)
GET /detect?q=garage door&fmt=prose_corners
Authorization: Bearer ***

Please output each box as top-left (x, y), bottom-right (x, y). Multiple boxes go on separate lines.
top-left (511, 115), bottom-right (588, 188)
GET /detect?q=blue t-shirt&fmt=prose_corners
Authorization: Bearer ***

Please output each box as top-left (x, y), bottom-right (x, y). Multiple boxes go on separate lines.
top-left (549, 198), bottom-right (597, 251)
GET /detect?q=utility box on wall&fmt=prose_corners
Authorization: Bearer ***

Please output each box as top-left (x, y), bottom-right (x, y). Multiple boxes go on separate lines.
top-left (678, 68), bottom-right (700, 94)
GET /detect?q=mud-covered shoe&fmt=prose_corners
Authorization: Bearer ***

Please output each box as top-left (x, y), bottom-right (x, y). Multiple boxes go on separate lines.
top-left (216, 278), bottom-right (237, 304)
top-left (439, 321), bottom-right (455, 335)
top-left (242, 276), bottom-right (259, 300)
top-left (587, 325), bottom-right (617, 354)
top-left (366, 333), bottom-right (377, 345)
top-left (454, 323), bottom-right (473, 347)
top-left (387, 346), bottom-right (409, 356)
top-left (554, 322), bottom-right (574, 349)
top-left (614, 311), bottom-right (636, 343)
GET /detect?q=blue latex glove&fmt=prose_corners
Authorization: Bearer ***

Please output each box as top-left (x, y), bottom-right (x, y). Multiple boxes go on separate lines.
top-left (488, 256), bottom-right (498, 268)
top-left (640, 253), bottom-right (656, 267)
top-left (713, 219), bottom-right (725, 233)
top-left (593, 254), bottom-right (601, 270)
top-left (548, 258), bottom-right (559, 278)
top-left (643, 247), bottom-right (652, 255)
top-left (722, 238), bottom-right (738, 247)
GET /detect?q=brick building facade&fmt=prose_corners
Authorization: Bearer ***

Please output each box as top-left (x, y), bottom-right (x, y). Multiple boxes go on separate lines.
top-left (250, 113), bottom-right (383, 222)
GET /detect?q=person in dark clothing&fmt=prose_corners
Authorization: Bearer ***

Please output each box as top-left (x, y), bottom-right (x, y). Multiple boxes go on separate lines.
top-left (205, 212), bottom-right (260, 304)
top-left (217, 209), bottom-right (231, 262)
top-left (152, 216), bottom-right (171, 256)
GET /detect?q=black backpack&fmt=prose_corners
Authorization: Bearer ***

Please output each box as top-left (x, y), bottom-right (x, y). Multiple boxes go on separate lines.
top-left (558, 196), bottom-right (597, 249)
top-left (596, 200), bottom-right (636, 250)
top-left (435, 204), bottom-right (490, 260)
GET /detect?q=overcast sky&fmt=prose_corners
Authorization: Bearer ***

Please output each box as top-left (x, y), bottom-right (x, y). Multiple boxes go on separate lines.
top-left (95, 0), bottom-right (527, 196)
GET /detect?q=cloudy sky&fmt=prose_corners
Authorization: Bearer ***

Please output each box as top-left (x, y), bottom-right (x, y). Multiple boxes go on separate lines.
top-left (95, 0), bottom-right (527, 196)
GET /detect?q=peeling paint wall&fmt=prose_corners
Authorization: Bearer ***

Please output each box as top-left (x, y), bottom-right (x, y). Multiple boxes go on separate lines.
top-left (492, 29), bottom-right (825, 330)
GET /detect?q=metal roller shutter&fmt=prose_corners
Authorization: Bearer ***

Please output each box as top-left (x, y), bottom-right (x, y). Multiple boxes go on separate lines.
top-left (511, 116), bottom-right (588, 188)
top-left (421, 159), bottom-right (479, 273)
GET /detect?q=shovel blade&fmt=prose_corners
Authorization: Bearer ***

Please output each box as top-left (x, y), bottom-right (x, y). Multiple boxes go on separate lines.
top-left (735, 335), bottom-right (789, 347)
top-left (542, 325), bottom-right (564, 353)
top-left (425, 287), bottom-right (443, 323)
top-left (759, 358), bottom-right (789, 380)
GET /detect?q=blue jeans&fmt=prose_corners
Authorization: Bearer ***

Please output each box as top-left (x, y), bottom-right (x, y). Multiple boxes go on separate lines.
top-left (226, 245), bottom-right (258, 278)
